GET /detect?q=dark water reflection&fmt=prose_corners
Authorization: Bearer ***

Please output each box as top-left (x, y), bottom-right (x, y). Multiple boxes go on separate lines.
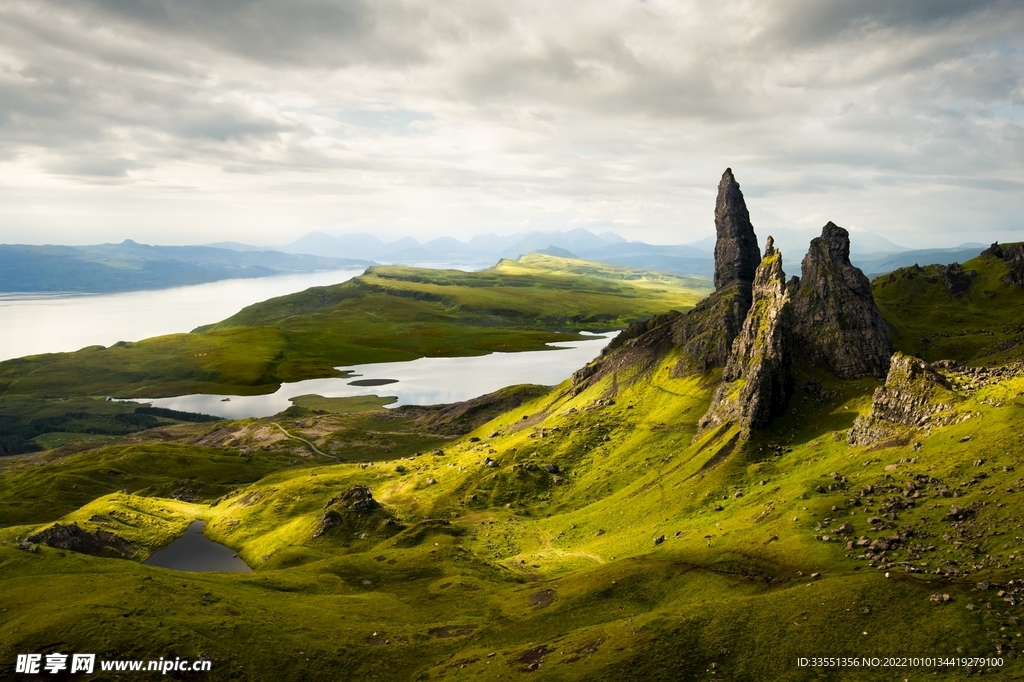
top-left (144, 520), bottom-right (251, 573)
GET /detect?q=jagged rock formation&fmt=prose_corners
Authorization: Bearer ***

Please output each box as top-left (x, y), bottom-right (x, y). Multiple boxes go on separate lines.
top-left (26, 522), bottom-right (135, 558)
top-left (714, 168), bottom-right (761, 290)
top-left (314, 486), bottom-right (384, 538)
top-left (790, 222), bottom-right (893, 379)
top-left (699, 238), bottom-right (793, 431)
top-left (981, 242), bottom-right (1024, 286)
top-left (571, 169), bottom-right (760, 392)
top-left (848, 353), bottom-right (960, 446)
top-left (326, 485), bottom-right (379, 512)
top-left (930, 262), bottom-right (976, 295)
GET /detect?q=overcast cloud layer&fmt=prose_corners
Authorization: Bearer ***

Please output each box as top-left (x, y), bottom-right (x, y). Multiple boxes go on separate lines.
top-left (0, 0), bottom-right (1021, 248)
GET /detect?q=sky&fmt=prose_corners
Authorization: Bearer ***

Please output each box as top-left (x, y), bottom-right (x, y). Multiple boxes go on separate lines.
top-left (0, 0), bottom-right (1021, 249)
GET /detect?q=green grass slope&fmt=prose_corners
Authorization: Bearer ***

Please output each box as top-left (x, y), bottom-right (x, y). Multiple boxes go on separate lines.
top-left (0, 255), bottom-right (709, 402)
top-left (4, 327), bottom-right (1024, 679)
top-left (874, 248), bottom-right (1024, 364)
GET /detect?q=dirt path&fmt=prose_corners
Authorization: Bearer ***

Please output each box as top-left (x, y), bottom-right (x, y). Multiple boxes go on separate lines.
top-left (269, 422), bottom-right (338, 461)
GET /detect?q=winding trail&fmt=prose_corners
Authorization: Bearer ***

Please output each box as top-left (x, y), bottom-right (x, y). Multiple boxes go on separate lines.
top-left (269, 422), bottom-right (338, 461)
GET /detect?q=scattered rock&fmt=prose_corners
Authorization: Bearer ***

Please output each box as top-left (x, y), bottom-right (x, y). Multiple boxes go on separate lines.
top-left (26, 523), bottom-right (134, 559)
top-left (654, 534), bottom-right (666, 545)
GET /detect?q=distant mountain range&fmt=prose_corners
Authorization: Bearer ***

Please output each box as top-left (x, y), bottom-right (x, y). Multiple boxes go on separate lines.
top-left (0, 241), bottom-right (372, 293)
top-left (257, 228), bottom-right (988, 280)
top-left (1, 229), bottom-right (992, 295)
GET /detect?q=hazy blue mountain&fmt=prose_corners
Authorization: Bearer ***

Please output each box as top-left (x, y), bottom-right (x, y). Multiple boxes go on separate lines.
top-left (281, 232), bottom-right (388, 259)
top-left (275, 228), bottom-right (985, 280)
top-left (857, 246), bottom-right (989, 278)
top-left (0, 241), bottom-right (373, 294)
top-left (203, 241), bottom-right (270, 252)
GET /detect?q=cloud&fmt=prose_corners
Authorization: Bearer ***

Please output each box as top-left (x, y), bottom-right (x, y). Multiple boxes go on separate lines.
top-left (0, 0), bottom-right (1020, 247)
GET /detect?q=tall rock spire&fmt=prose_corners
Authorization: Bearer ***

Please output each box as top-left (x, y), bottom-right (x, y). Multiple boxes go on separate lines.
top-left (713, 168), bottom-right (761, 291)
top-left (790, 222), bottom-right (894, 379)
top-left (698, 237), bottom-right (793, 432)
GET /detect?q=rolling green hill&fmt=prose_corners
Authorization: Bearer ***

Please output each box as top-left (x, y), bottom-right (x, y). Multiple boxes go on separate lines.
top-left (0, 254), bottom-right (709, 402)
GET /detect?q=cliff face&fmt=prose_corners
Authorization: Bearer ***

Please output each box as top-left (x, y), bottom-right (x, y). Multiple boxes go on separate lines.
top-left (791, 222), bottom-right (894, 379)
top-left (847, 352), bottom-right (960, 446)
top-left (699, 237), bottom-right (793, 431)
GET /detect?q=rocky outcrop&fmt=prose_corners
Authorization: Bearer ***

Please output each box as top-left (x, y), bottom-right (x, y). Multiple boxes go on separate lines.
top-left (713, 168), bottom-right (761, 291)
top-left (314, 486), bottom-right (383, 538)
top-left (699, 237), bottom-right (793, 431)
top-left (790, 222), bottom-right (893, 379)
top-left (571, 170), bottom-right (760, 392)
top-left (325, 485), bottom-right (379, 513)
top-left (930, 262), bottom-right (976, 295)
top-left (981, 242), bottom-right (1024, 286)
top-left (26, 522), bottom-right (135, 558)
top-left (848, 353), bottom-right (960, 446)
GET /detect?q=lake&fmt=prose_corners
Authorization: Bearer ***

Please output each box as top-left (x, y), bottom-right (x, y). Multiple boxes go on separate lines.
top-left (0, 269), bottom-right (367, 362)
top-left (144, 520), bottom-right (251, 573)
top-left (135, 333), bottom-right (613, 419)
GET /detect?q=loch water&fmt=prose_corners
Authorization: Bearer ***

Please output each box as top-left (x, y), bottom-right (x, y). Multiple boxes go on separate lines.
top-left (135, 332), bottom-right (614, 419)
top-left (144, 521), bottom-right (252, 573)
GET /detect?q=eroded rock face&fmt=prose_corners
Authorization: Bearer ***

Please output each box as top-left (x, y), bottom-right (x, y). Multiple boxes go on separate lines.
top-left (848, 353), bottom-right (959, 446)
top-left (26, 522), bottom-right (135, 558)
top-left (572, 170), bottom-right (762, 391)
top-left (791, 222), bottom-right (893, 379)
top-left (699, 237), bottom-right (793, 431)
top-left (931, 262), bottom-right (976, 295)
top-left (714, 168), bottom-right (761, 291)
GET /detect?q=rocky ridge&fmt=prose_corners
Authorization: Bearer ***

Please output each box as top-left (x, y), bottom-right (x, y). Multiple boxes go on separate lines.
top-left (981, 242), bottom-right (1024, 286)
top-left (576, 172), bottom-right (896, 436)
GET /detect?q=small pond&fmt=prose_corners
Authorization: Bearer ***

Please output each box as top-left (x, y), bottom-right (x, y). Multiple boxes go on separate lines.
top-left (144, 520), bottom-right (252, 573)
top-left (133, 332), bottom-right (614, 419)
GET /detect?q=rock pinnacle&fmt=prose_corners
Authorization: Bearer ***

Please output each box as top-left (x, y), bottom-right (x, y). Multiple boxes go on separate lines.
top-left (713, 168), bottom-right (761, 291)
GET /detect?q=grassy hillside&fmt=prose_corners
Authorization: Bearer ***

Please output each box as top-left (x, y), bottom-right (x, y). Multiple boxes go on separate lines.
top-left (3, 329), bottom-right (1024, 679)
top-left (3, 253), bottom-right (1024, 679)
top-left (874, 248), bottom-right (1024, 364)
top-left (0, 255), bottom-right (709, 402)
